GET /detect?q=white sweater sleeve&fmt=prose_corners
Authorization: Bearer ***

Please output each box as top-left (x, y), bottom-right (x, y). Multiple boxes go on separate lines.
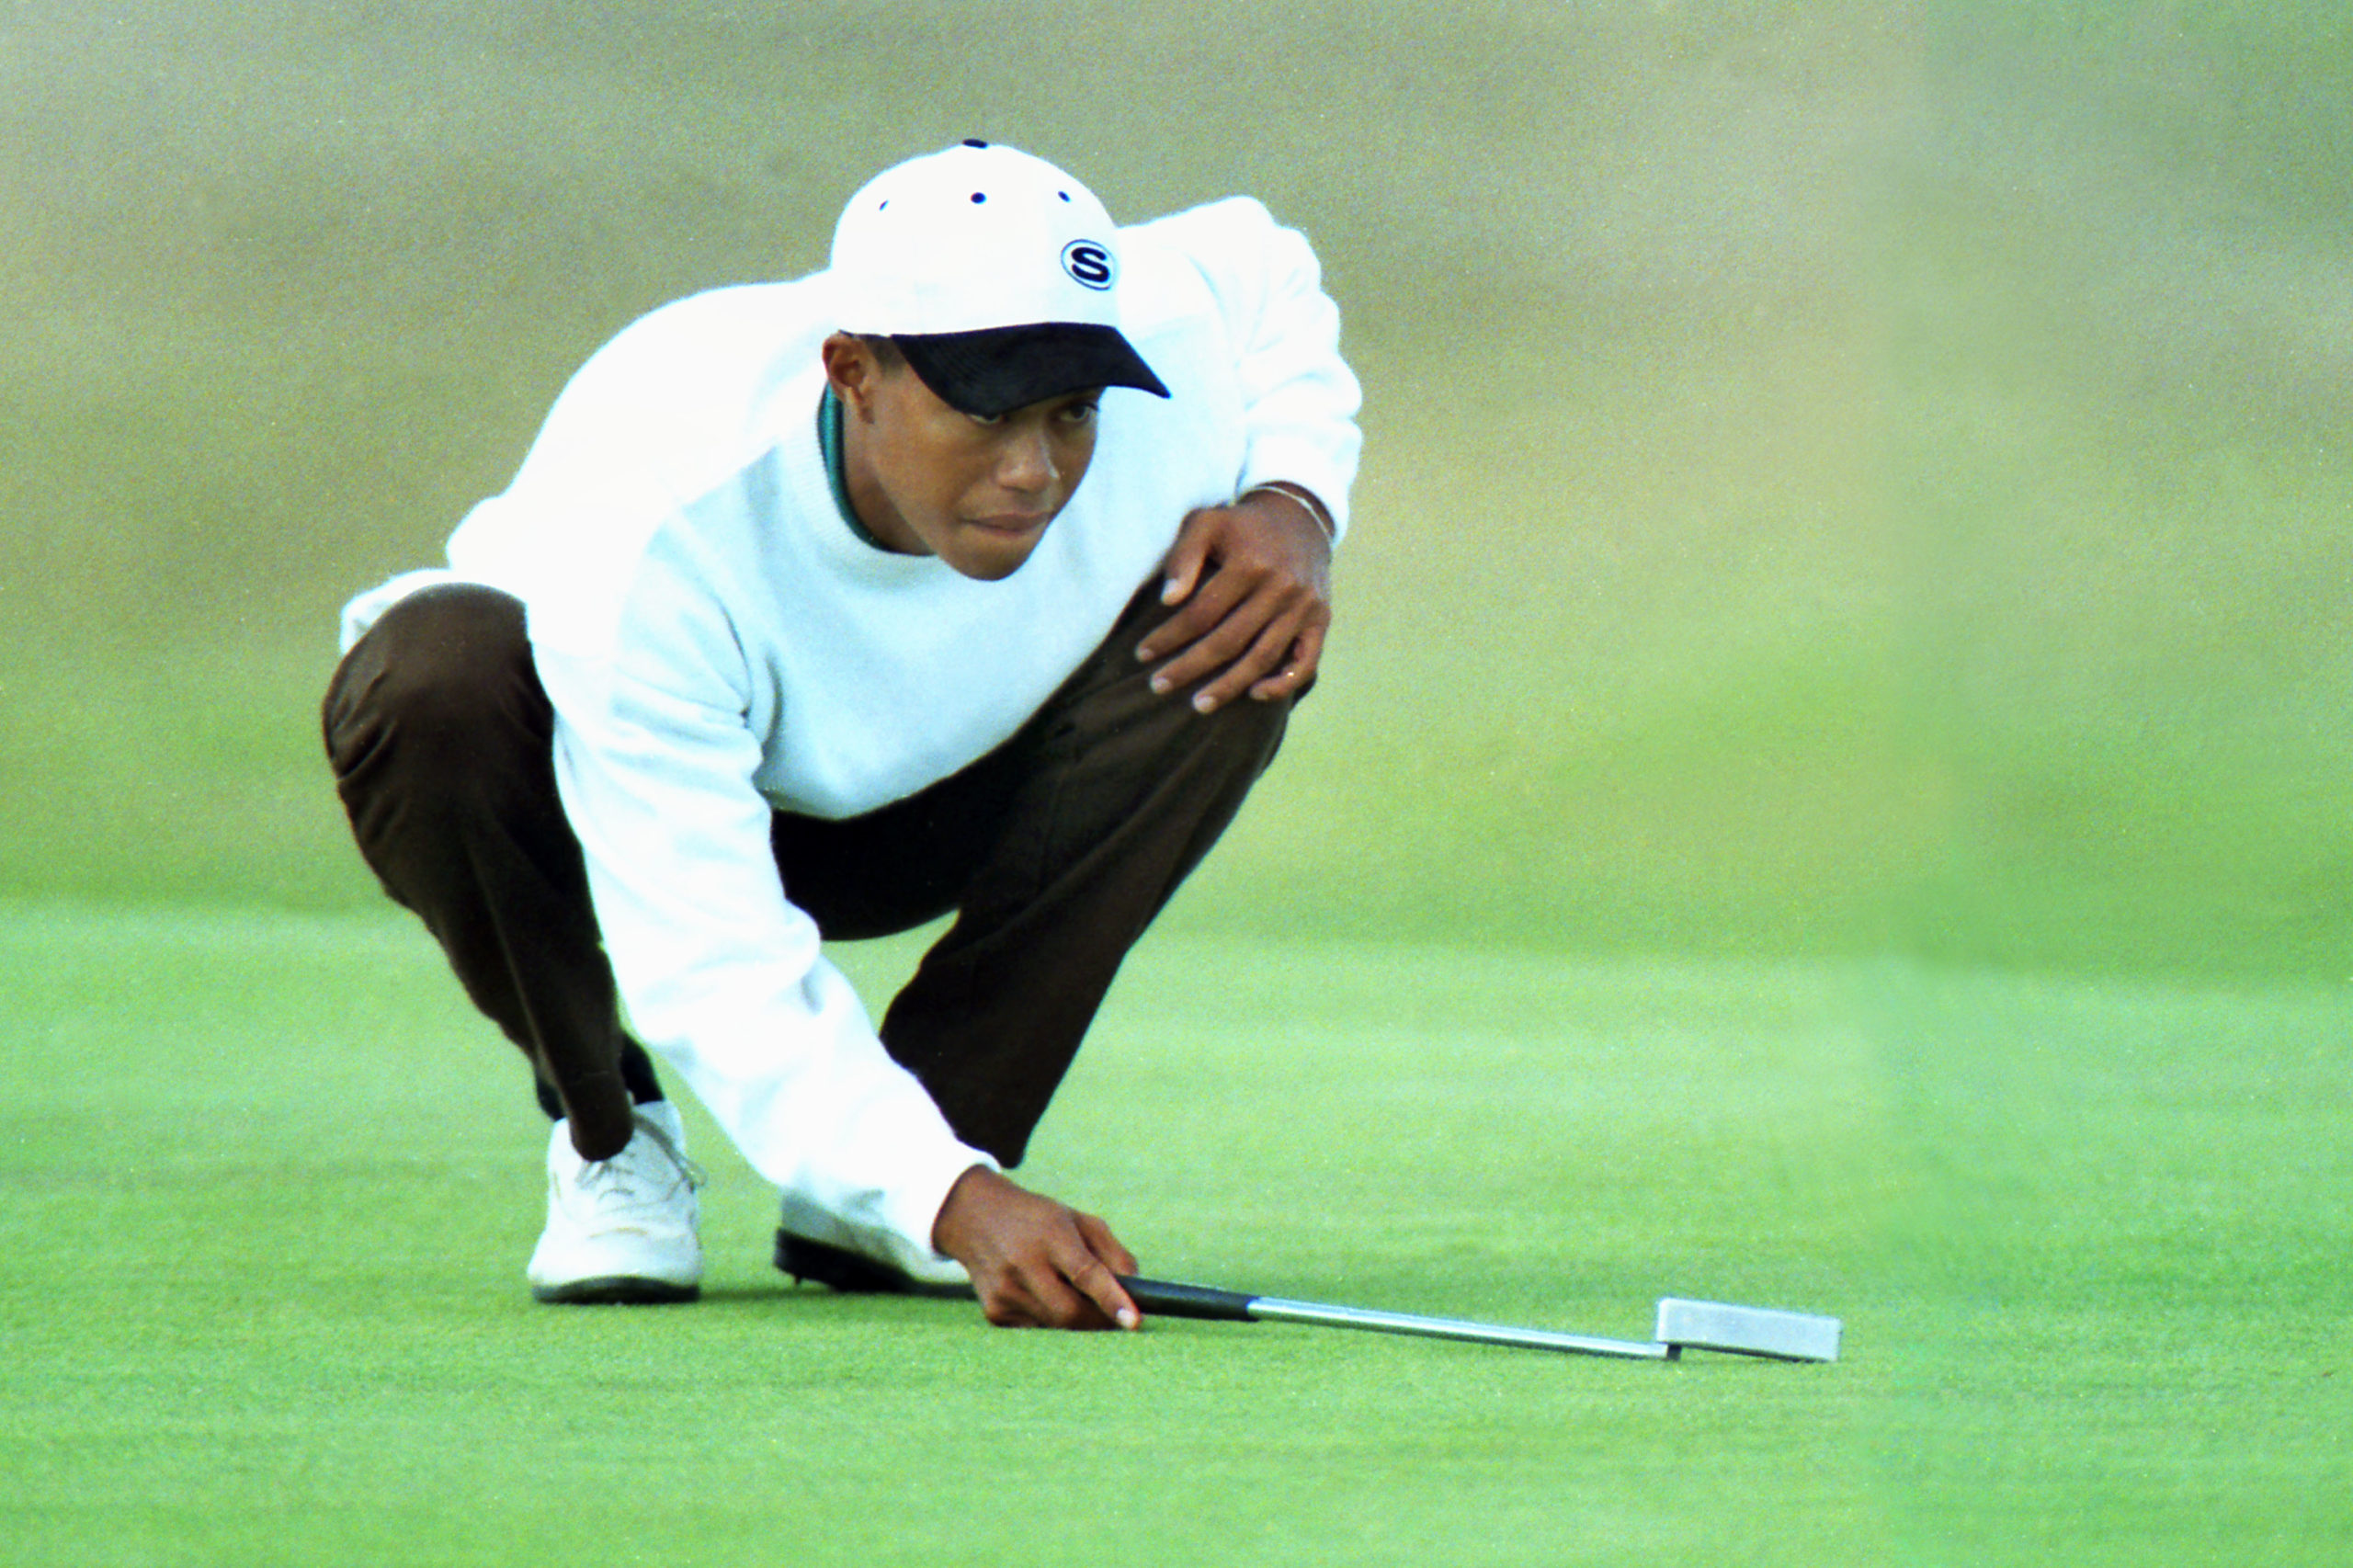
top-left (535, 638), bottom-right (994, 1280)
top-left (1132, 198), bottom-right (1365, 540)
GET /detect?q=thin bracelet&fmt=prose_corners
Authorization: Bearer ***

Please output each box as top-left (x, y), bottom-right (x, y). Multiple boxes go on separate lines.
top-left (1242, 483), bottom-right (1336, 544)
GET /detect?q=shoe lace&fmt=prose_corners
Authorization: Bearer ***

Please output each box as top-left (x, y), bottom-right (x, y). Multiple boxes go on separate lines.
top-left (575, 1112), bottom-right (707, 1203)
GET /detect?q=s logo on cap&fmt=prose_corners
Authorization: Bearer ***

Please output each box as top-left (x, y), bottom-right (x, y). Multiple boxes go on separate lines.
top-left (1062, 241), bottom-right (1115, 290)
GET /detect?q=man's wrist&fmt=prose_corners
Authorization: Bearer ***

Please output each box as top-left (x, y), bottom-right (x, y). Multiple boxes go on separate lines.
top-left (930, 1163), bottom-right (1002, 1260)
top-left (1242, 483), bottom-right (1336, 544)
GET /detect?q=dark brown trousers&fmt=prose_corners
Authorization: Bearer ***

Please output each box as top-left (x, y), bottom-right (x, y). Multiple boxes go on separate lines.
top-left (322, 582), bottom-right (1292, 1164)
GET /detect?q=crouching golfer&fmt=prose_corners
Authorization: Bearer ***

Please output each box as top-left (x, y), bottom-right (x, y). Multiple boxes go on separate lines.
top-left (322, 142), bottom-right (1361, 1330)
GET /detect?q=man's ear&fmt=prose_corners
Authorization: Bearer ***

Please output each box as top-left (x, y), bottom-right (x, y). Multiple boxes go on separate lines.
top-left (820, 332), bottom-right (876, 417)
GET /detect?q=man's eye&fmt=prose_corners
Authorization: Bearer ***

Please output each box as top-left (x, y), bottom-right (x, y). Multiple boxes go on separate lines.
top-left (967, 411), bottom-right (1006, 427)
top-left (1062, 402), bottom-right (1100, 424)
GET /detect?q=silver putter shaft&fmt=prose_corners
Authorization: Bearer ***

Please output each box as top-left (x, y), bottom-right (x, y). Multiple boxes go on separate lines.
top-left (1120, 1277), bottom-right (1839, 1363)
top-left (1245, 1292), bottom-right (1669, 1359)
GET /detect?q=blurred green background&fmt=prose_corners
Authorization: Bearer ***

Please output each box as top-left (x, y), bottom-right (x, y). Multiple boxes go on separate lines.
top-left (2, 0), bottom-right (2346, 978)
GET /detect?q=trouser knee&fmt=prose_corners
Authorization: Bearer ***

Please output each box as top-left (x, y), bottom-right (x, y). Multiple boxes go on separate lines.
top-left (1183, 685), bottom-right (1294, 781)
top-left (324, 585), bottom-right (551, 810)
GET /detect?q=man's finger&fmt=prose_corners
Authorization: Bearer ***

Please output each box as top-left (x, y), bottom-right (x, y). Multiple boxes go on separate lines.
top-left (980, 1263), bottom-right (1075, 1329)
top-left (1063, 1249), bottom-right (1141, 1331)
top-left (1158, 515), bottom-right (1219, 607)
top-left (1249, 619), bottom-right (1326, 701)
top-left (1148, 581), bottom-right (1289, 697)
top-left (976, 1280), bottom-right (1038, 1328)
top-left (1074, 1210), bottom-right (1139, 1276)
top-left (1191, 605), bottom-right (1305, 714)
top-left (1007, 1258), bottom-right (1126, 1331)
top-left (1139, 568), bottom-right (1251, 670)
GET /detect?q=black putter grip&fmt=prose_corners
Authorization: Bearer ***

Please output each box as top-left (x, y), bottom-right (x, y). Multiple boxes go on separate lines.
top-left (1119, 1276), bottom-right (1259, 1322)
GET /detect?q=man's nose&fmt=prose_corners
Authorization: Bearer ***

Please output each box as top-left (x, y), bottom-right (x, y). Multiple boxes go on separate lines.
top-left (996, 426), bottom-right (1057, 494)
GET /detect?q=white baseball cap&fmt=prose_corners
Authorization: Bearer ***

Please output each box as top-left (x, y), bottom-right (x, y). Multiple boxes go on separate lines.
top-left (827, 141), bottom-right (1170, 417)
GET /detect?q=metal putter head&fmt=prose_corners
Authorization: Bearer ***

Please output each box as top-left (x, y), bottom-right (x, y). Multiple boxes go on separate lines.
top-left (1654, 1298), bottom-right (1842, 1362)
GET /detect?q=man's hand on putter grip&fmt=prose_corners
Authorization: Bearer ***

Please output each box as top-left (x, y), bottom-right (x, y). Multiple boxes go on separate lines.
top-left (1137, 486), bottom-right (1334, 714)
top-left (933, 1165), bottom-right (1141, 1331)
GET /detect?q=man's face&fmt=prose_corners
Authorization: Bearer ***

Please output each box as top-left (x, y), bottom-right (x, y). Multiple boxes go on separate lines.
top-left (825, 335), bottom-right (1101, 581)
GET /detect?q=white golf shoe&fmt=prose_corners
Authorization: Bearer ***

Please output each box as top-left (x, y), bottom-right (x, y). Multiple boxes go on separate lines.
top-left (526, 1100), bottom-right (705, 1304)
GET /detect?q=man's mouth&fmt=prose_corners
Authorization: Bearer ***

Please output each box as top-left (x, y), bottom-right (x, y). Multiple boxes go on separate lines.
top-left (966, 511), bottom-right (1051, 536)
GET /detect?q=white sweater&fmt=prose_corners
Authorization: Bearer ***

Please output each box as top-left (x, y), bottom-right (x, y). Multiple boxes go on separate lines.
top-left (340, 197), bottom-right (1362, 1277)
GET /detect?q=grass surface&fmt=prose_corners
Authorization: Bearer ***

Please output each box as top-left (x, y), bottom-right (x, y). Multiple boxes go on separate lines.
top-left (4, 3), bottom-right (2348, 1562)
top-left (3, 902), bottom-right (2346, 1564)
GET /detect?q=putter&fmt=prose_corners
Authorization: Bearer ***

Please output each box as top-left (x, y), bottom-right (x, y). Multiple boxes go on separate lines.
top-left (1120, 1277), bottom-right (1841, 1363)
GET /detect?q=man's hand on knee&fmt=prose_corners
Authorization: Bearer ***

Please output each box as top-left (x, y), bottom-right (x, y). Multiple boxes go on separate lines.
top-left (1136, 486), bottom-right (1334, 715)
top-left (932, 1165), bottom-right (1141, 1331)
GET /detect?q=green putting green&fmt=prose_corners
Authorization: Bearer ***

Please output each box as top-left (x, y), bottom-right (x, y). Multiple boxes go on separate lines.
top-left (2, 903), bottom-right (2345, 1564)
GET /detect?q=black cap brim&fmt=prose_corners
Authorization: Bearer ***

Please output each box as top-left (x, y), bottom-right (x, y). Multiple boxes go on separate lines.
top-left (892, 323), bottom-right (1170, 419)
